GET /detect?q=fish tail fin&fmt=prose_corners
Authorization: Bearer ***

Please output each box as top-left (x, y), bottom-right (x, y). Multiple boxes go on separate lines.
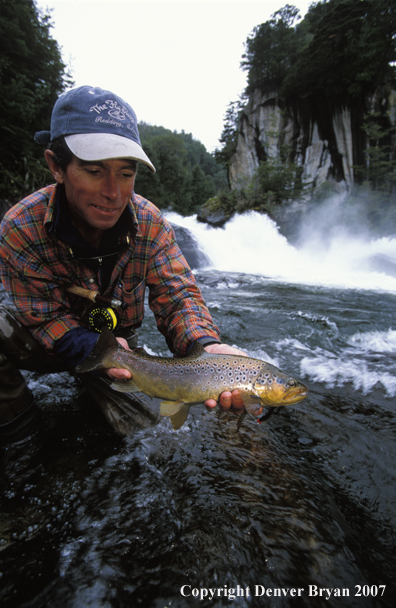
top-left (160, 400), bottom-right (191, 430)
top-left (76, 327), bottom-right (119, 374)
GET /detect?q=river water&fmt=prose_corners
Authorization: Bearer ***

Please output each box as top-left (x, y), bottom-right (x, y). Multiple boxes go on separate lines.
top-left (1, 211), bottom-right (396, 607)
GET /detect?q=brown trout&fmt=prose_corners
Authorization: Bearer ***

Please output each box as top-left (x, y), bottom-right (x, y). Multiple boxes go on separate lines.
top-left (76, 328), bottom-right (308, 430)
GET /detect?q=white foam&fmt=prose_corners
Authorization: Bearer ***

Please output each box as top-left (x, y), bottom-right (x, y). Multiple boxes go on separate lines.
top-left (166, 211), bottom-right (396, 293)
top-left (347, 329), bottom-right (396, 353)
top-left (300, 352), bottom-right (396, 397)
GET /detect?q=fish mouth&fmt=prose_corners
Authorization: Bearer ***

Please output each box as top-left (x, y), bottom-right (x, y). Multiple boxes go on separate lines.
top-left (262, 386), bottom-right (308, 406)
top-left (283, 387), bottom-right (308, 404)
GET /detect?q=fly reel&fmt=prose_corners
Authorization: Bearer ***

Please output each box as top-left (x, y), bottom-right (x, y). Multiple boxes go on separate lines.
top-left (87, 305), bottom-right (118, 333)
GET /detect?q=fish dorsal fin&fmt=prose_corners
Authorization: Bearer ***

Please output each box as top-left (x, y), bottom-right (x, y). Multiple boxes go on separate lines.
top-left (160, 400), bottom-right (191, 430)
top-left (132, 347), bottom-right (148, 356)
top-left (110, 379), bottom-right (140, 393)
top-left (94, 326), bottom-right (119, 352)
top-left (187, 341), bottom-right (208, 359)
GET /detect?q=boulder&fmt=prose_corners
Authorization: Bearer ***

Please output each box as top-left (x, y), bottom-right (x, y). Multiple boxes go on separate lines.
top-left (170, 223), bottom-right (211, 269)
top-left (196, 196), bottom-right (233, 227)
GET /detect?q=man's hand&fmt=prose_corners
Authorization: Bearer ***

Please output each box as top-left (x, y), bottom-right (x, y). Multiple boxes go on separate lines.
top-left (104, 337), bottom-right (132, 380)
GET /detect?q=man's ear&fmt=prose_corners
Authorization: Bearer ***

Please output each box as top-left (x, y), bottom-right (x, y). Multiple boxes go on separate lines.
top-left (45, 150), bottom-right (65, 184)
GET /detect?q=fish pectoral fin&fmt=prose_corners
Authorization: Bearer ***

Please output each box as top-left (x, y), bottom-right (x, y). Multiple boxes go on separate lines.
top-left (235, 393), bottom-right (263, 431)
top-left (236, 409), bottom-right (247, 433)
top-left (110, 379), bottom-right (140, 393)
top-left (160, 400), bottom-right (191, 430)
top-left (239, 392), bottom-right (263, 417)
top-left (257, 408), bottom-right (276, 424)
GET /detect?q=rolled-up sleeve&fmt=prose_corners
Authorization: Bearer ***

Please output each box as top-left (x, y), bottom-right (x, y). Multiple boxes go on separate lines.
top-left (145, 219), bottom-right (220, 356)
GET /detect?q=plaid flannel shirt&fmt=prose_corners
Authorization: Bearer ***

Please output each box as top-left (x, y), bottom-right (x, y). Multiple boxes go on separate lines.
top-left (0, 184), bottom-right (220, 356)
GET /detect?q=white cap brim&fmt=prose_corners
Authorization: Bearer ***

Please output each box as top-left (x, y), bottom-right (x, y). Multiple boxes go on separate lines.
top-left (65, 133), bottom-right (155, 173)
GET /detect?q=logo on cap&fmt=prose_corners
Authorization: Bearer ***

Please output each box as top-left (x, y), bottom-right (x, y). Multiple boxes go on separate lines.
top-left (90, 100), bottom-right (135, 122)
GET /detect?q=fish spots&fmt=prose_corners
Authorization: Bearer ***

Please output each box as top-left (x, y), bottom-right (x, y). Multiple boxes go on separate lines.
top-left (119, 346), bottom-right (305, 410)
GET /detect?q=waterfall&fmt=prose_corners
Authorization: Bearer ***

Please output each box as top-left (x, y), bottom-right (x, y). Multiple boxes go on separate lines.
top-left (166, 210), bottom-right (396, 293)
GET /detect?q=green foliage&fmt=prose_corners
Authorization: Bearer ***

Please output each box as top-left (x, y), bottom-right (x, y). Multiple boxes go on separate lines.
top-left (244, 153), bottom-right (307, 211)
top-left (217, 0), bottom-right (396, 207)
top-left (0, 0), bottom-right (72, 202)
top-left (135, 124), bottom-right (227, 215)
top-left (242, 0), bottom-right (396, 103)
top-left (354, 111), bottom-right (396, 193)
top-left (215, 100), bottom-right (245, 169)
top-left (242, 5), bottom-right (302, 94)
top-left (210, 151), bottom-right (308, 218)
top-left (282, 0), bottom-right (396, 103)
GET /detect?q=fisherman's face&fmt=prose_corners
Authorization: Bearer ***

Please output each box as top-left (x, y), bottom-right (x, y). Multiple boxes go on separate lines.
top-left (52, 156), bottom-right (136, 236)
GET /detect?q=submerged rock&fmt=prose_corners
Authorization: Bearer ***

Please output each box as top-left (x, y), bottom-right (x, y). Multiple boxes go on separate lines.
top-left (170, 223), bottom-right (211, 268)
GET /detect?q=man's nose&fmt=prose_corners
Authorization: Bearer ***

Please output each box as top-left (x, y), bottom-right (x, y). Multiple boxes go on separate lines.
top-left (101, 174), bottom-right (120, 200)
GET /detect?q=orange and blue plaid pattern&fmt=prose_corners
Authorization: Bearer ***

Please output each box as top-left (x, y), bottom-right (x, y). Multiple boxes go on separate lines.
top-left (0, 185), bottom-right (220, 356)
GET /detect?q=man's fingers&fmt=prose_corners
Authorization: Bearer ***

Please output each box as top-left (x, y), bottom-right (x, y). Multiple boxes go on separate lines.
top-left (230, 389), bottom-right (244, 411)
top-left (106, 367), bottom-right (131, 380)
top-left (218, 391), bottom-right (232, 411)
top-left (205, 390), bottom-right (246, 412)
top-left (204, 398), bottom-right (217, 410)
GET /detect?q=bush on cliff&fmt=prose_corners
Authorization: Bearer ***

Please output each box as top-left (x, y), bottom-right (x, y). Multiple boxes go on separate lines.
top-left (199, 152), bottom-right (308, 225)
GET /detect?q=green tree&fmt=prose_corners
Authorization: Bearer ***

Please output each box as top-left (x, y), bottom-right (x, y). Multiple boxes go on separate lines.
top-left (215, 100), bottom-right (244, 170)
top-left (136, 124), bottom-right (225, 215)
top-left (241, 5), bottom-right (302, 94)
top-left (355, 111), bottom-right (396, 193)
top-left (189, 165), bottom-right (216, 214)
top-left (241, 0), bottom-right (396, 104)
top-left (218, 0), bottom-right (396, 200)
top-left (0, 0), bottom-right (72, 202)
top-left (286, 0), bottom-right (396, 102)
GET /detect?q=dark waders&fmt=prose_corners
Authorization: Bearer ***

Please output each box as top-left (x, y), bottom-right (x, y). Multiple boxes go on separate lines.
top-left (0, 305), bottom-right (159, 445)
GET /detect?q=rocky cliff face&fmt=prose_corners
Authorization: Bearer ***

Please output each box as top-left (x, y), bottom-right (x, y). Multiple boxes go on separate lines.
top-left (229, 88), bottom-right (396, 196)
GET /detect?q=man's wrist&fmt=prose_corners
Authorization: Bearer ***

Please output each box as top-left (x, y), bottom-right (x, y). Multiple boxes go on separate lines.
top-left (197, 336), bottom-right (222, 348)
top-left (187, 336), bottom-right (221, 354)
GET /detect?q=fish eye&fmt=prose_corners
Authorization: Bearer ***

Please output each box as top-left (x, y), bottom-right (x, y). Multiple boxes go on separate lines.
top-left (288, 379), bottom-right (296, 387)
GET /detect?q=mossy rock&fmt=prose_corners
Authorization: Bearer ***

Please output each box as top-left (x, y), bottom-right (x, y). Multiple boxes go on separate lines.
top-left (197, 196), bottom-right (234, 227)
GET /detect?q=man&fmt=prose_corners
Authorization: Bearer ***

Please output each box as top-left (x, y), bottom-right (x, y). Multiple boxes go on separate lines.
top-left (0, 86), bottom-right (249, 445)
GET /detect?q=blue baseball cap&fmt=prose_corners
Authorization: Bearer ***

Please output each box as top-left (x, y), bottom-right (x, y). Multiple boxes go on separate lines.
top-left (35, 86), bottom-right (155, 172)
